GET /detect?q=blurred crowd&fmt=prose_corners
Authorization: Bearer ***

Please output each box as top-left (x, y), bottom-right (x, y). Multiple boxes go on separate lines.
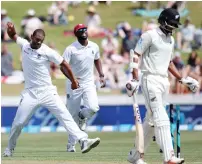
top-left (1, 1), bottom-right (202, 94)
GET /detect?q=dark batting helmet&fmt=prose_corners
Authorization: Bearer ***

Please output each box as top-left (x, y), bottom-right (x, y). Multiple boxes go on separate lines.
top-left (158, 8), bottom-right (181, 34)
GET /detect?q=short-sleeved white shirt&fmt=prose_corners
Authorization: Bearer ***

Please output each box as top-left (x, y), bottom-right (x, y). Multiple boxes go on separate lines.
top-left (62, 40), bottom-right (100, 85)
top-left (16, 37), bottom-right (63, 89)
top-left (134, 27), bottom-right (174, 77)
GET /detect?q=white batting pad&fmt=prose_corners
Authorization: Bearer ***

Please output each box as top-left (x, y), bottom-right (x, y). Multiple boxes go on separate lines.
top-left (155, 125), bottom-right (174, 162)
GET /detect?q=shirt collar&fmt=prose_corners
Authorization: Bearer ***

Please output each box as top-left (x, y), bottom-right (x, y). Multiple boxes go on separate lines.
top-left (156, 27), bottom-right (166, 36)
top-left (76, 40), bottom-right (90, 49)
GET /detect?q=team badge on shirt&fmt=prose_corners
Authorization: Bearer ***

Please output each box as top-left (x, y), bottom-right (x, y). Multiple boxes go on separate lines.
top-left (37, 54), bottom-right (42, 59)
top-left (19, 97), bottom-right (23, 105)
top-left (151, 96), bottom-right (157, 102)
top-left (138, 38), bottom-right (142, 45)
top-left (67, 94), bottom-right (70, 99)
top-left (138, 37), bottom-right (143, 50)
top-left (24, 50), bottom-right (29, 54)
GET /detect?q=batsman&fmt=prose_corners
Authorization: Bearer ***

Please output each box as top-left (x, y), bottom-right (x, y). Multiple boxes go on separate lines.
top-left (125, 8), bottom-right (199, 164)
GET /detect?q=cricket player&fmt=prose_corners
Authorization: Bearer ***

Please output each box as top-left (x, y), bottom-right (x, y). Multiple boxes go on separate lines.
top-left (125, 8), bottom-right (199, 164)
top-left (3, 22), bottom-right (100, 157)
top-left (62, 24), bottom-right (105, 152)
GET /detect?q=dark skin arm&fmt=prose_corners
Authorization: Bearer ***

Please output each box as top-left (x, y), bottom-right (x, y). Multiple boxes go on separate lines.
top-left (94, 59), bottom-right (105, 88)
top-left (6, 22), bottom-right (18, 41)
top-left (60, 60), bottom-right (79, 89)
top-left (168, 61), bottom-right (182, 80)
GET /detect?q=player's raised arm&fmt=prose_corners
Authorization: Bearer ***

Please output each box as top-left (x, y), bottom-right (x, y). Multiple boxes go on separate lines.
top-left (7, 22), bottom-right (29, 47)
top-left (7, 22), bottom-right (18, 41)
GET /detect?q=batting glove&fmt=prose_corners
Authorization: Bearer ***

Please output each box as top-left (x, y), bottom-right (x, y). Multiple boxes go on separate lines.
top-left (179, 76), bottom-right (199, 93)
top-left (126, 79), bottom-right (140, 97)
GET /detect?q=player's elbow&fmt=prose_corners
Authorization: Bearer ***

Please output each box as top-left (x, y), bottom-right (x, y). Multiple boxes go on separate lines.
top-left (60, 66), bottom-right (64, 74)
top-left (134, 57), bottom-right (138, 63)
top-left (60, 60), bottom-right (69, 69)
top-left (134, 51), bottom-right (141, 58)
top-left (60, 60), bottom-right (69, 73)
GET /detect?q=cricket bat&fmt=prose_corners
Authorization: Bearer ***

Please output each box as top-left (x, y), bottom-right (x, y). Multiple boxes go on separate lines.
top-left (132, 93), bottom-right (144, 154)
top-left (129, 49), bottom-right (144, 154)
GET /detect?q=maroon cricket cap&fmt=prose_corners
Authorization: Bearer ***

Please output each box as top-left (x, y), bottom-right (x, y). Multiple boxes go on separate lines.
top-left (74, 24), bottom-right (87, 34)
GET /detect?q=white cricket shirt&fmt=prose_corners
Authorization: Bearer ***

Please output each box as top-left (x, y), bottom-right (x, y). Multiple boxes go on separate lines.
top-left (135, 27), bottom-right (174, 77)
top-left (16, 37), bottom-right (63, 89)
top-left (63, 40), bottom-right (100, 84)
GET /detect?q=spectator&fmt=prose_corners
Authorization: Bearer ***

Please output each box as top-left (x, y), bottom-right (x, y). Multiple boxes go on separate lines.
top-left (182, 50), bottom-right (201, 93)
top-left (100, 32), bottom-right (127, 89)
top-left (1, 44), bottom-right (13, 76)
top-left (198, 63), bottom-right (202, 93)
top-left (98, 1), bottom-right (111, 6)
top-left (1, 9), bottom-right (12, 41)
top-left (85, 6), bottom-right (102, 37)
top-left (187, 50), bottom-right (198, 69)
top-left (48, 1), bottom-right (68, 25)
top-left (173, 51), bottom-right (184, 71)
top-left (121, 29), bottom-right (139, 61)
top-left (177, 17), bottom-right (195, 52)
top-left (87, 1), bottom-right (111, 6)
top-left (185, 57), bottom-right (202, 94)
top-left (115, 21), bottom-right (132, 39)
top-left (170, 51), bottom-right (185, 94)
top-left (1, 44), bottom-right (24, 84)
top-left (138, 1), bottom-right (161, 10)
top-left (101, 32), bottom-right (119, 57)
top-left (67, 1), bottom-right (81, 8)
top-left (142, 19), bottom-right (158, 32)
top-left (193, 21), bottom-right (202, 50)
top-left (167, 1), bottom-right (186, 12)
top-left (21, 9), bottom-right (44, 40)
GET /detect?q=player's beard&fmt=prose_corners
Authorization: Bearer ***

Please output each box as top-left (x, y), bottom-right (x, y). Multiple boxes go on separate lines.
top-left (160, 25), bottom-right (173, 36)
top-left (30, 41), bottom-right (41, 49)
top-left (78, 32), bottom-right (88, 40)
top-left (78, 35), bottom-right (87, 40)
top-left (160, 21), bottom-right (178, 36)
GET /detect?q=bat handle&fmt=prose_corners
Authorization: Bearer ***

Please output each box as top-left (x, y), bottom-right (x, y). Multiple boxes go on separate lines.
top-left (132, 93), bottom-right (137, 103)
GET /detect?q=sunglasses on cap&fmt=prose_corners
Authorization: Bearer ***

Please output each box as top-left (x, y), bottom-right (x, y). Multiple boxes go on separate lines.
top-left (77, 28), bottom-right (87, 32)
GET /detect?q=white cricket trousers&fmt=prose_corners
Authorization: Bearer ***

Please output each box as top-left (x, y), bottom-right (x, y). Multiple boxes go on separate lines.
top-left (141, 74), bottom-right (174, 162)
top-left (7, 85), bottom-right (88, 150)
top-left (66, 83), bottom-right (99, 145)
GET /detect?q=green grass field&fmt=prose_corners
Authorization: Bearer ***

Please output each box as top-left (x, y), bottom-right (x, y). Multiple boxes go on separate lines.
top-left (1, 1), bottom-right (202, 96)
top-left (1, 132), bottom-right (202, 164)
